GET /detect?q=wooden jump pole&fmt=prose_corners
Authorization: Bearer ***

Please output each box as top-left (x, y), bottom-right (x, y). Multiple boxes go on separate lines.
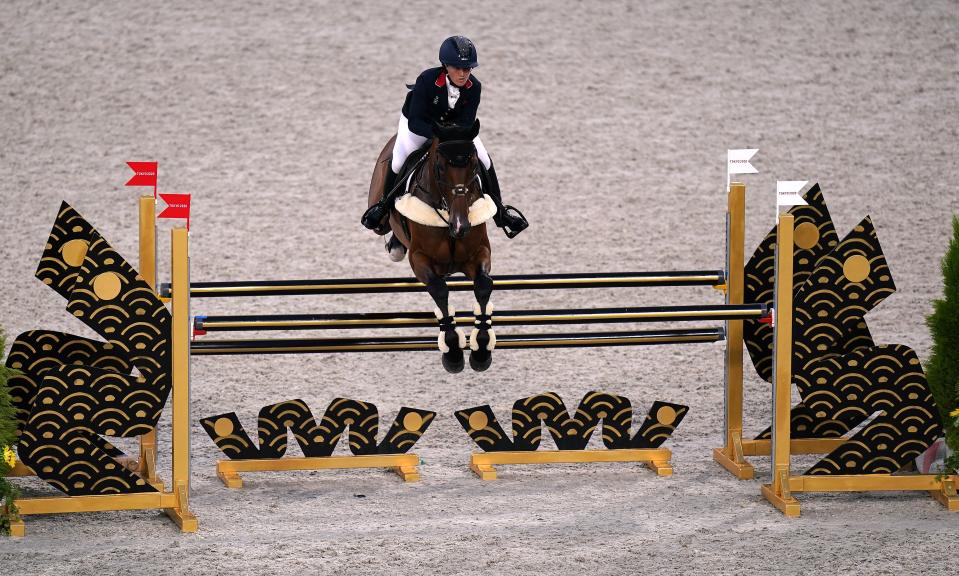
top-left (166, 226), bottom-right (197, 530)
top-left (712, 183), bottom-right (753, 478)
top-left (761, 212), bottom-right (798, 514)
top-left (137, 196), bottom-right (161, 488)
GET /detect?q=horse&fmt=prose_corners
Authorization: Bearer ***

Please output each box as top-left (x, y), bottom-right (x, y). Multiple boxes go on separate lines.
top-left (367, 121), bottom-right (497, 373)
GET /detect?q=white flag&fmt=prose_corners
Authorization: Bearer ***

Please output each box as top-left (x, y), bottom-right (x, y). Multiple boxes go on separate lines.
top-left (727, 149), bottom-right (758, 189)
top-left (777, 180), bottom-right (809, 208)
top-left (728, 149), bottom-right (758, 175)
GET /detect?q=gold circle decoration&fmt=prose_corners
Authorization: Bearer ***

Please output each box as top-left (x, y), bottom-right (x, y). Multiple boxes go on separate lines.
top-left (468, 411), bottom-right (489, 431)
top-left (656, 406), bottom-right (677, 426)
top-left (213, 417), bottom-right (235, 438)
top-left (93, 272), bottom-right (122, 301)
top-left (403, 412), bottom-right (424, 432)
top-left (793, 222), bottom-right (820, 250)
top-left (842, 255), bottom-right (870, 283)
top-left (61, 239), bottom-right (89, 267)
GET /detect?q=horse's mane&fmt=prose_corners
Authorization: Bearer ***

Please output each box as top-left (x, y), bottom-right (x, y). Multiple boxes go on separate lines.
top-left (433, 121), bottom-right (480, 167)
top-left (433, 120), bottom-right (480, 143)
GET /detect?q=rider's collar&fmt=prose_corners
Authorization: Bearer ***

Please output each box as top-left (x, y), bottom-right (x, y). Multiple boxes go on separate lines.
top-left (435, 72), bottom-right (472, 90)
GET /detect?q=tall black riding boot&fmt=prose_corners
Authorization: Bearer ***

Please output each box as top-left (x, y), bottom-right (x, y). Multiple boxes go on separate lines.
top-left (484, 165), bottom-right (528, 239)
top-left (361, 169), bottom-right (398, 234)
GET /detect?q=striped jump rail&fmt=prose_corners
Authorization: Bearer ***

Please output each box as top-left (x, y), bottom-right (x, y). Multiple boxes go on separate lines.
top-left (189, 327), bottom-right (727, 356)
top-left (163, 270), bottom-right (727, 298)
top-left (193, 304), bottom-right (766, 333)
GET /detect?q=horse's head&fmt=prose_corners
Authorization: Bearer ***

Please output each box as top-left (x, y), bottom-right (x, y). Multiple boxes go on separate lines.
top-left (429, 120), bottom-right (482, 239)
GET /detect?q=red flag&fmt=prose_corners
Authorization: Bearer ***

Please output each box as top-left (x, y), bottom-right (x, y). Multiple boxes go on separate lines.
top-left (125, 161), bottom-right (158, 187)
top-left (158, 193), bottom-right (191, 222)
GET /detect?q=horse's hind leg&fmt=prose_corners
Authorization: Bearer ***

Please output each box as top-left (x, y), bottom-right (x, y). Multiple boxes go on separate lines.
top-left (412, 254), bottom-right (465, 373)
top-left (466, 265), bottom-right (494, 372)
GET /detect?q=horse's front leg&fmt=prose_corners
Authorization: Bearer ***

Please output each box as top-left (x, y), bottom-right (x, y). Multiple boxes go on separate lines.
top-left (410, 251), bottom-right (465, 373)
top-left (464, 250), bottom-right (494, 372)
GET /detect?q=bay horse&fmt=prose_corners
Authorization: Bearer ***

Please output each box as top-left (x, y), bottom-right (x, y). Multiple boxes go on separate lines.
top-left (367, 121), bottom-right (496, 373)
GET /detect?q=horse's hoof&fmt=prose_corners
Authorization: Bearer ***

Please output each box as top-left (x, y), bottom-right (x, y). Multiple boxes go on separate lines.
top-left (385, 234), bottom-right (406, 262)
top-left (442, 350), bottom-right (465, 373)
top-left (469, 350), bottom-right (492, 372)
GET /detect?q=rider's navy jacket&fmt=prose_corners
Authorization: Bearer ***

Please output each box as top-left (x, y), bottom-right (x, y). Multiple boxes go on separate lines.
top-left (402, 67), bottom-right (481, 138)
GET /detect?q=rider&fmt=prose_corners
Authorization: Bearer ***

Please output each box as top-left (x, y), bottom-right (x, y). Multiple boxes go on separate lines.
top-left (361, 35), bottom-right (528, 238)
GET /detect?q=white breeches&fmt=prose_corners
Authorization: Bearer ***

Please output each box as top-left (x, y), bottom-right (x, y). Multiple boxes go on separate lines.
top-left (391, 114), bottom-right (491, 174)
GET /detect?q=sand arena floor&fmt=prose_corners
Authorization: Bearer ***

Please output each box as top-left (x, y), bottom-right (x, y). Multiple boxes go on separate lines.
top-left (1, 1), bottom-right (958, 574)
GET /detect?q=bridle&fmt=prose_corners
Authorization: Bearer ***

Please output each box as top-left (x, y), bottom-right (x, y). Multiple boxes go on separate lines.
top-left (413, 140), bottom-right (481, 229)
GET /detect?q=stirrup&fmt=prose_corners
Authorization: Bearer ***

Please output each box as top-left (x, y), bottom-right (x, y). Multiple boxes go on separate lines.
top-left (361, 202), bottom-right (390, 233)
top-left (495, 205), bottom-right (528, 239)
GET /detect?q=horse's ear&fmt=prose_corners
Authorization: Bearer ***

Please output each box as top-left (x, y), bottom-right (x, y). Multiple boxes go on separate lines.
top-left (468, 119), bottom-right (480, 140)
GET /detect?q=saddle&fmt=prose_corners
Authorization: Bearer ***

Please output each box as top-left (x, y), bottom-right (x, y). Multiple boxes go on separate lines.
top-left (368, 144), bottom-right (430, 236)
top-left (391, 145), bottom-right (430, 197)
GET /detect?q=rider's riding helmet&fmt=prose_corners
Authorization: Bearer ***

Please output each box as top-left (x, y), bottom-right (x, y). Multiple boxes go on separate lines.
top-left (438, 36), bottom-right (478, 69)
